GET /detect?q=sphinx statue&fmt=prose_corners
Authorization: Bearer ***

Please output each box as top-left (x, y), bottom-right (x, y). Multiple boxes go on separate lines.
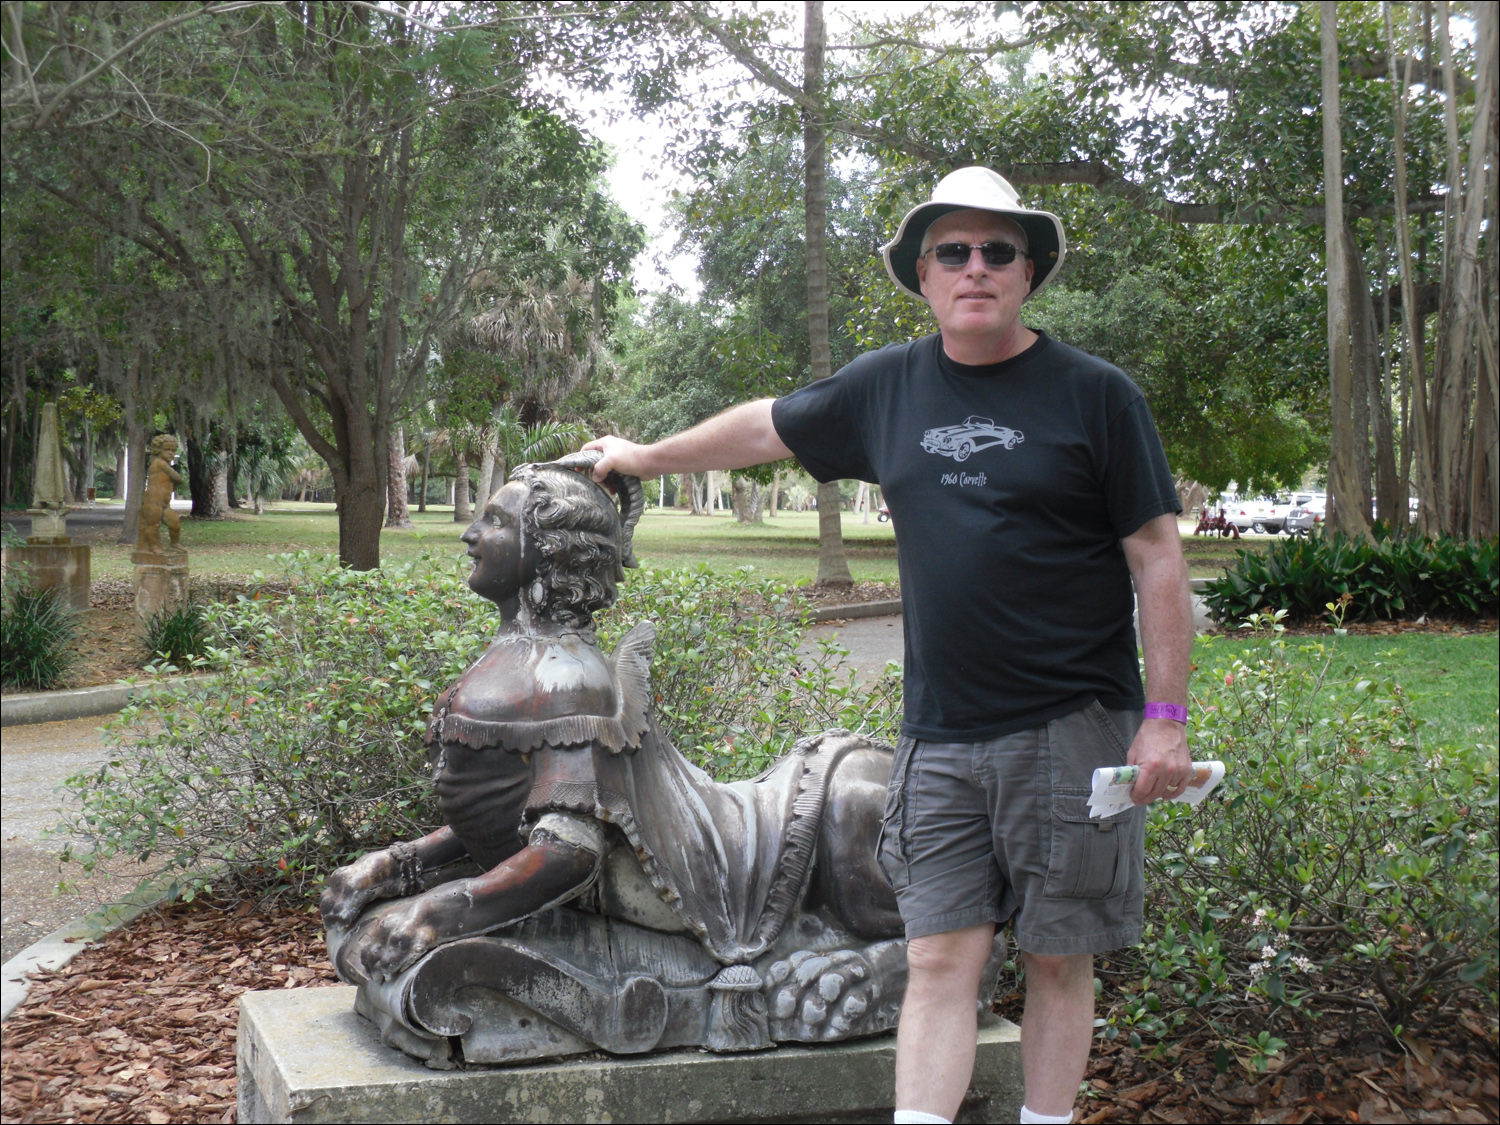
top-left (321, 453), bottom-right (1004, 1067)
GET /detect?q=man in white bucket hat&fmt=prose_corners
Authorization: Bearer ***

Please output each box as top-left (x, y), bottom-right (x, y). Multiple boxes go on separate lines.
top-left (586, 167), bottom-right (1194, 1125)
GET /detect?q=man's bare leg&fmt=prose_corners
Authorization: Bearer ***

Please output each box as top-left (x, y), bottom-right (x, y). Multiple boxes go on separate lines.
top-left (894, 923), bottom-right (996, 1121)
top-left (1019, 951), bottom-right (1095, 1120)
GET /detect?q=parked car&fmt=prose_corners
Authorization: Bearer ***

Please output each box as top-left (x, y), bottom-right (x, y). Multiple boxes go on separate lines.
top-left (877, 503), bottom-right (892, 523)
top-left (1285, 495), bottom-right (1327, 535)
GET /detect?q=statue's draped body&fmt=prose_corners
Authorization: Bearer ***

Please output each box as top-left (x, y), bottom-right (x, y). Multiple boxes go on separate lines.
top-left (321, 454), bottom-right (1003, 1067)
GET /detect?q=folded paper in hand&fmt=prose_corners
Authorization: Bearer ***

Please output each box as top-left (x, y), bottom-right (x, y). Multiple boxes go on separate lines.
top-left (1088, 760), bottom-right (1226, 819)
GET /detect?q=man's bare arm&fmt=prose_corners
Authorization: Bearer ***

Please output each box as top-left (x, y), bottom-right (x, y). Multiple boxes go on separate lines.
top-left (1121, 512), bottom-right (1195, 805)
top-left (582, 399), bottom-right (791, 483)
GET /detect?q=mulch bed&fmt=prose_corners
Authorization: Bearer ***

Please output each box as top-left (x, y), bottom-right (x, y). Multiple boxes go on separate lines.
top-left (990, 981), bottom-right (1500, 1125)
top-left (794, 580), bottom-right (901, 609)
top-left (3, 898), bottom-right (1495, 1125)
top-left (0, 900), bottom-right (336, 1125)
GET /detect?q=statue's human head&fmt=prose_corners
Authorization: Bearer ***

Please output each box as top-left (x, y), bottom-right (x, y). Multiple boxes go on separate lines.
top-left (150, 434), bottom-right (178, 462)
top-left (461, 466), bottom-right (622, 627)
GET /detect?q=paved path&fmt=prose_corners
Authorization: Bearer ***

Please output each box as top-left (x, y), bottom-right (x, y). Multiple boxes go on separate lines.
top-left (0, 718), bottom-right (154, 965)
top-left (805, 595), bottom-right (1217, 682)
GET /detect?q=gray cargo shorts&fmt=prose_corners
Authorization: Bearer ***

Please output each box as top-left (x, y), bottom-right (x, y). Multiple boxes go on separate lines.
top-left (876, 700), bottom-right (1146, 956)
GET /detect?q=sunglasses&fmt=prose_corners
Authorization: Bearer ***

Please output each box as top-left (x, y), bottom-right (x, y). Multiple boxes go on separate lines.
top-left (923, 241), bottom-right (1026, 268)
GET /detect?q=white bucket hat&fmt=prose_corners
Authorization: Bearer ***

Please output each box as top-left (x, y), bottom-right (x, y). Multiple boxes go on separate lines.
top-left (881, 167), bottom-right (1067, 301)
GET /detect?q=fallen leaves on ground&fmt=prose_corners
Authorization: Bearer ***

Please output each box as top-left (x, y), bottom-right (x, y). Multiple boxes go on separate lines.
top-left (0, 898), bottom-right (336, 1124)
top-left (4, 896), bottom-right (1495, 1124)
top-left (993, 984), bottom-right (1499, 1124)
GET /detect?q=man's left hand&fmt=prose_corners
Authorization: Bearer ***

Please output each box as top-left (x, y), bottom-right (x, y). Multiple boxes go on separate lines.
top-left (1126, 718), bottom-right (1192, 805)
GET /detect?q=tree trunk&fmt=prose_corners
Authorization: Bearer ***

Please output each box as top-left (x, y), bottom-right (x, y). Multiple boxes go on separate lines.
top-left (453, 450), bottom-right (471, 523)
top-left (477, 437), bottom-right (497, 511)
top-left (767, 469), bottom-right (779, 517)
top-left (731, 475), bottom-right (763, 523)
top-left (815, 479), bottom-right (850, 585)
top-left (684, 473), bottom-right (705, 514)
top-left (385, 425), bottom-right (414, 529)
top-left (212, 459), bottom-right (230, 518)
top-left (418, 440), bottom-right (431, 512)
top-left (186, 425), bottom-right (227, 520)
top-left (224, 444), bottom-right (240, 509)
top-left (803, 1), bottom-right (852, 585)
top-left (118, 350), bottom-right (146, 544)
top-left (1388, 4), bottom-right (1441, 535)
top-left (1345, 226), bottom-right (1399, 525)
top-left (1321, 3), bottom-right (1372, 540)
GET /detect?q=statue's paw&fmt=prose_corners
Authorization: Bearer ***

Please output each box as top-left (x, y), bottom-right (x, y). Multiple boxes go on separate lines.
top-left (320, 850), bottom-right (400, 928)
top-left (354, 900), bottom-right (437, 982)
top-left (765, 949), bottom-right (875, 1041)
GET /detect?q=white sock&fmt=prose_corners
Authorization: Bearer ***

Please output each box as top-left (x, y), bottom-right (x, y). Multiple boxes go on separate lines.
top-left (893, 1112), bottom-right (951, 1125)
top-left (1018, 1107), bottom-right (1073, 1124)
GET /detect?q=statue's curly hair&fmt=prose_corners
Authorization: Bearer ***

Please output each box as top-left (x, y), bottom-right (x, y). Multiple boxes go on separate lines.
top-left (148, 433), bottom-right (178, 459)
top-left (512, 465), bottom-right (622, 627)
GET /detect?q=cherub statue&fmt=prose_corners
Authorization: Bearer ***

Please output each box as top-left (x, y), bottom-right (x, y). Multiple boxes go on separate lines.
top-left (321, 453), bottom-right (1003, 1067)
top-left (137, 434), bottom-right (183, 553)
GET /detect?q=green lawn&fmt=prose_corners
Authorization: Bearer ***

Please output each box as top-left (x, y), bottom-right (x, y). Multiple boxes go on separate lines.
top-left (84, 506), bottom-right (1260, 586)
top-left (1194, 631), bottom-right (1499, 750)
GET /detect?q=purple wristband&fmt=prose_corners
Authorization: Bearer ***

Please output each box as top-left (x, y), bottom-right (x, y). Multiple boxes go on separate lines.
top-left (1144, 702), bottom-right (1188, 723)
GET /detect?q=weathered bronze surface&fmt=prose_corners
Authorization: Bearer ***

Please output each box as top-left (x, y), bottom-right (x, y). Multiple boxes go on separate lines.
top-left (322, 452), bottom-right (1002, 1067)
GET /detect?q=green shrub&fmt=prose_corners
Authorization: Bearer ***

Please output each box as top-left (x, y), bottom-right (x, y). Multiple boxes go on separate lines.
top-left (1202, 533), bottom-right (1498, 625)
top-left (142, 601), bottom-right (210, 666)
top-left (1101, 613), bottom-right (1499, 1052)
top-left (58, 555), bottom-right (892, 899)
top-left (2, 579), bottom-right (82, 690)
top-left (599, 564), bottom-right (902, 779)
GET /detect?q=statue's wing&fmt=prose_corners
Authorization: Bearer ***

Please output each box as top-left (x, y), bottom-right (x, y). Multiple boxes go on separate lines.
top-left (607, 620), bottom-right (656, 753)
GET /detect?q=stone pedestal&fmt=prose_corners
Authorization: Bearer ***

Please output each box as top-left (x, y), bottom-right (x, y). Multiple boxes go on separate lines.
top-left (238, 986), bottom-right (1023, 1124)
top-left (26, 507), bottom-right (69, 543)
top-left (2, 542), bottom-right (91, 610)
top-left (132, 549), bottom-right (189, 620)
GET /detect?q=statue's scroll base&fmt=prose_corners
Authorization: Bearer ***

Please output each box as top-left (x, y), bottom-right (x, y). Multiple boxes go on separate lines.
top-left (3, 540), bottom-right (91, 611)
top-left (132, 548), bottom-right (188, 620)
top-left (238, 984), bottom-right (1022, 1124)
top-left (327, 905), bottom-right (1006, 1070)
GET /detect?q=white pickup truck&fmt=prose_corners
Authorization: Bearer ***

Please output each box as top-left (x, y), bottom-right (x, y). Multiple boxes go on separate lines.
top-left (1225, 495), bottom-right (1294, 534)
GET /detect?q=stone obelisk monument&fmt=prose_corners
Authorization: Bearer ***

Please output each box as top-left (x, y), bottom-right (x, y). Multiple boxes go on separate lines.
top-left (1, 402), bottom-right (92, 609)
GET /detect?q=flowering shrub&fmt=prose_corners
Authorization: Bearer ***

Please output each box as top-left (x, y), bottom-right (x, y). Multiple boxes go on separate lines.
top-left (1100, 611), bottom-right (1499, 1053)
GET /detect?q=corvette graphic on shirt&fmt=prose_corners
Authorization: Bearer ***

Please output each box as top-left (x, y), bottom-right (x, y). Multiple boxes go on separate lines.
top-left (920, 416), bottom-right (1024, 461)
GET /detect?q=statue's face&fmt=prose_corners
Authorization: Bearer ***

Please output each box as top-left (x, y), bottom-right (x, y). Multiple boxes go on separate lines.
top-left (460, 481), bottom-right (539, 605)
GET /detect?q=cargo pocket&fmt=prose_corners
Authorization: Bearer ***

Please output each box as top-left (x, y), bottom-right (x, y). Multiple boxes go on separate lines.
top-left (1043, 790), bottom-right (1131, 899)
top-left (876, 736), bottom-right (917, 892)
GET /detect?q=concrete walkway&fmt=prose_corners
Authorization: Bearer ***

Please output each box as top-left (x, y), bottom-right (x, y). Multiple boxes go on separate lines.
top-left (806, 594), bottom-right (1218, 681)
top-left (0, 717), bottom-right (154, 965)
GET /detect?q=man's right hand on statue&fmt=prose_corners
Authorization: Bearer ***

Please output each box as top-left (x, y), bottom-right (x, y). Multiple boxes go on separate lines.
top-left (320, 849), bottom-right (404, 929)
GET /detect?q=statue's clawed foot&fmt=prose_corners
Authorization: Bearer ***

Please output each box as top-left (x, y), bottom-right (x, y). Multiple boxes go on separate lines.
top-left (349, 893), bottom-right (444, 981)
top-left (765, 948), bottom-right (876, 1040)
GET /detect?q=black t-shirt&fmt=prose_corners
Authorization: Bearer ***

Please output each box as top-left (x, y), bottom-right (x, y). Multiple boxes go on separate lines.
top-left (772, 331), bottom-right (1181, 740)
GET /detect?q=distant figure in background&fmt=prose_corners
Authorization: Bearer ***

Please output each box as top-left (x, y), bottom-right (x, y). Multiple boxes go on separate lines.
top-left (138, 434), bottom-right (183, 552)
